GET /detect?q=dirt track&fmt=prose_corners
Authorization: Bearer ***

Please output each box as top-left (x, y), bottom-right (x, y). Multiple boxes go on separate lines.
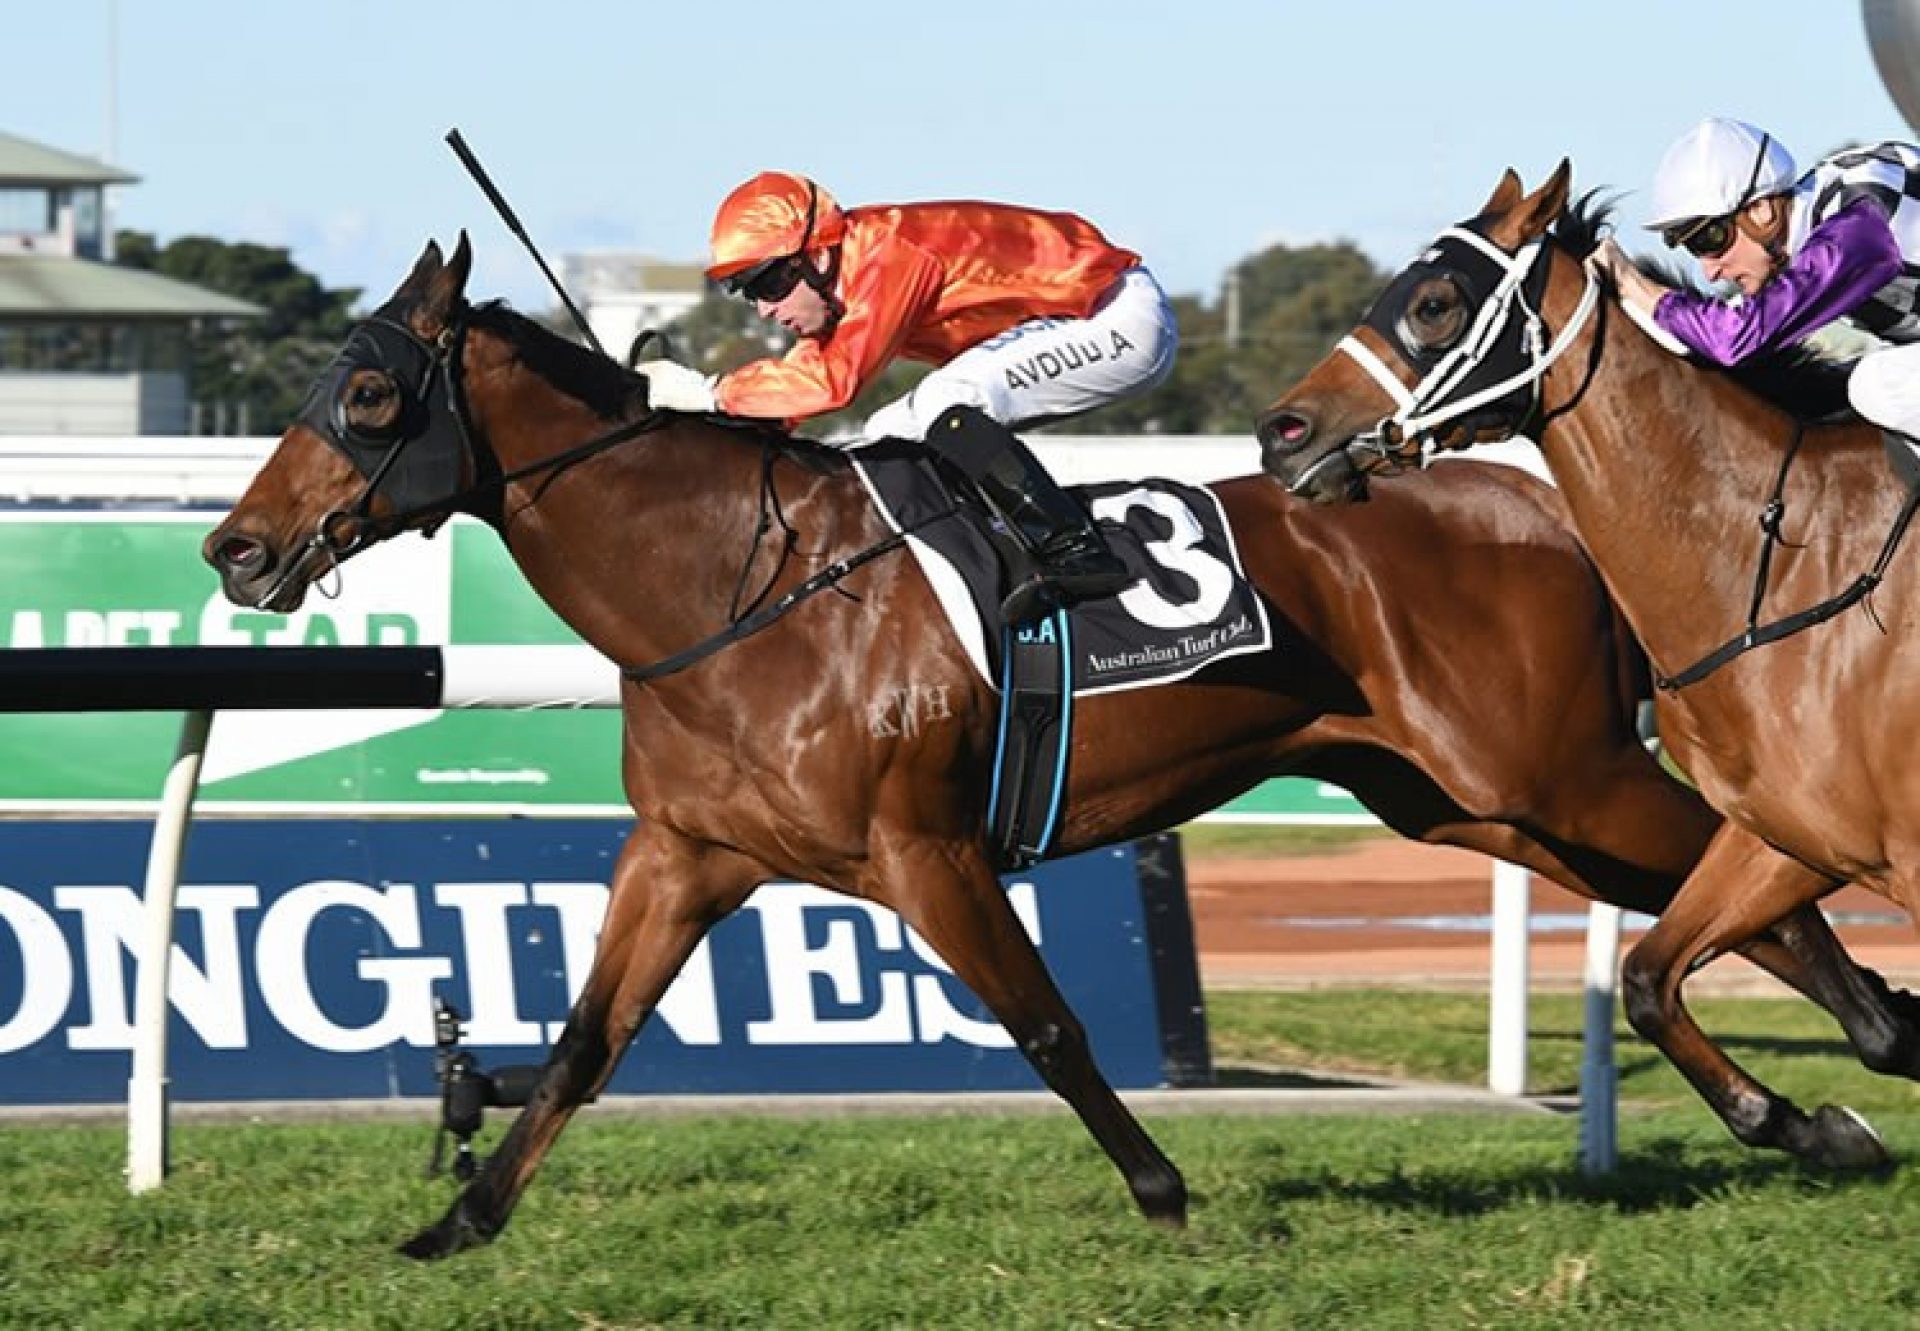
top-left (1188, 838), bottom-right (1920, 992)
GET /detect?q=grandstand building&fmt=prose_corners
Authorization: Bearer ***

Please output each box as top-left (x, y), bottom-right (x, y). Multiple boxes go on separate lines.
top-left (0, 129), bottom-right (260, 435)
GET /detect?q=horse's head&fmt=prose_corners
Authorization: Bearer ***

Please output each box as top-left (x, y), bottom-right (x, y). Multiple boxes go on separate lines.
top-left (1257, 162), bottom-right (1588, 503)
top-left (204, 235), bottom-right (478, 610)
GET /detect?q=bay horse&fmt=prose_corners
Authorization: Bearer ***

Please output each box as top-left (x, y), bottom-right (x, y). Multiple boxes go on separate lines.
top-left (1258, 163), bottom-right (1919, 1173)
top-left (208, 234), bottom-right (1914, 1259)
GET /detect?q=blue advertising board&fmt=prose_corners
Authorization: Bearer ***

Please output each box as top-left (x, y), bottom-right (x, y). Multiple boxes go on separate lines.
top-left (0, 821), bottom-right (1192, 1103)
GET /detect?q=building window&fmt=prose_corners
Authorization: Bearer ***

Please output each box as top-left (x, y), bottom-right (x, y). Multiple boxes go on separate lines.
top-left (71, 188), bottom-right (103, 259)
top-left (0, 188), bottom-right (54, 236)
top-left (0, 321), bottom-right (188, 372)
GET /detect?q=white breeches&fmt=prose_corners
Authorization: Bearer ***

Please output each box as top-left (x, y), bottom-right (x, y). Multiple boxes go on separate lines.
top-left (1848, 340), bottom-right (1920, 437)
top-left (862, 266), bottom-right (1178, 442)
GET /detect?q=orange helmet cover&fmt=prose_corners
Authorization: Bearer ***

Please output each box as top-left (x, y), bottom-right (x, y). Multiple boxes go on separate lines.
top-left (706, 171), bottom-right (846, 281)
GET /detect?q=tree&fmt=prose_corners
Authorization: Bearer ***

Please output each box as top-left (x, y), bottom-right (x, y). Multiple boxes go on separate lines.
top-left (115, 231), bottom-right (361, 433)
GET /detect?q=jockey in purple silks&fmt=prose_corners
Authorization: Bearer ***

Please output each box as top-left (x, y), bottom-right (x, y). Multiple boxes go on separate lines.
top-left (1590, 116), bottom-right (1920, 442)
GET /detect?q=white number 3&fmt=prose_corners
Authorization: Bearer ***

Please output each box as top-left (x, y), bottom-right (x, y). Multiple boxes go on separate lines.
top-left (1089, 487), bottom-right (1234, 629)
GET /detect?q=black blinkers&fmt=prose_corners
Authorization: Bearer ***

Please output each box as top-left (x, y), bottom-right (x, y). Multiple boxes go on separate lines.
top-left (294, 310), bottom-right (472, 521)
top-left (1355, 226), bottom-right (1555, 441)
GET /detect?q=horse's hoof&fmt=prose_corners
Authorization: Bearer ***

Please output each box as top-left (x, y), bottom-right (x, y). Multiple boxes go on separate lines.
top-left (1135, 1172), bottom-right (1189, 1228)
top-left (398, 1201), bottom-right (497, 1262)
top-left (1809, 1104), bottom-right (1893, 1172)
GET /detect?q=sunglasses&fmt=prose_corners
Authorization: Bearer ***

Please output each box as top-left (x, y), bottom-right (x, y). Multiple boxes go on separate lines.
top-left (723, 178), bottom-right (820, 305)
top-left (1663, 213), bottom-right (1740, 260)
top-left (726, 255), bottom-right (808, 304)
top-left (1660, 131), bottom-right (1773, 261)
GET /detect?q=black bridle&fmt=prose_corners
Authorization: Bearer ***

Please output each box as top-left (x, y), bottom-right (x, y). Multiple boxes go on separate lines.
top-left (268, 300), bottom-right (916, 681)
top-left (295, 310), bottom-right (488, 534)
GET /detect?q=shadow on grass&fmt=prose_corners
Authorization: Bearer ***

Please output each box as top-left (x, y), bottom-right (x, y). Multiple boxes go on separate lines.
top-left (1528, 1029), bottom-right (1861, 1061)
top-left (1212, 1066), bottom-right (1383, 1090)
top-left (1251, 1136), bottom-right (1898, 1229)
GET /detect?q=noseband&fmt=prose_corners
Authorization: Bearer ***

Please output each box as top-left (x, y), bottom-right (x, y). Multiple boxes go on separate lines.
top-left (1319, 224), bottom-right (1601, 481)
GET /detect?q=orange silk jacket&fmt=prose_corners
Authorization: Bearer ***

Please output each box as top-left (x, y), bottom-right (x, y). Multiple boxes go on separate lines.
top-left (713, 200), bottom-right (1140, 421)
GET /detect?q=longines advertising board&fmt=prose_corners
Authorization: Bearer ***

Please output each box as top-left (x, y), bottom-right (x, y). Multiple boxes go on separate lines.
top-left (0, 822), bottom-right (1181, 1101)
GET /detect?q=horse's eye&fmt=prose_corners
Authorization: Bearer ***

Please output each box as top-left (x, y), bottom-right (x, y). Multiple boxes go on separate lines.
top-left (1399, 278), bottom-right (1469, 352)
top-left (339, 371), bottom-right (405, 443)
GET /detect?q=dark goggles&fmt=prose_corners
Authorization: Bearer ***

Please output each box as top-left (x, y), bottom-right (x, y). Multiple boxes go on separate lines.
top-left (1662, 212), bottom-right (1739, 260)
top-left (1660, 130), bottom-right (1773, 261)
top-left (725, 254), bottom-right (808, 304)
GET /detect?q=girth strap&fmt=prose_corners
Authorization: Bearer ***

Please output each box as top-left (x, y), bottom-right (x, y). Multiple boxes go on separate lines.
top-left (1657, 426), bottom-right (1920, 690)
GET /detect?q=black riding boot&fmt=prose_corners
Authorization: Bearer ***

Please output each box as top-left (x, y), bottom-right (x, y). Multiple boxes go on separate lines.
top-left (930, 405), bottom-right (1133, 624)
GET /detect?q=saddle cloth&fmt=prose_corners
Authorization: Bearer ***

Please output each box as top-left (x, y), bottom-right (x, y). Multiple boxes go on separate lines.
top-left (848, 439), bottom-right (1272, 694)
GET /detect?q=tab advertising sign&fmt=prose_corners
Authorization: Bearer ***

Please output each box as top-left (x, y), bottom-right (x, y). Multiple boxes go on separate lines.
top-left (0, 514), bottom-right (612, 813)
top-left (0, 821), bottom-right (1171, 1102)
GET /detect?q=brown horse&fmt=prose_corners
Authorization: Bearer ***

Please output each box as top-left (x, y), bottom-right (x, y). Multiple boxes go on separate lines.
top-left (1258, 163), bottom-right (1917, 1172)
top-left (208, 235), bottom-right (1910, 1259)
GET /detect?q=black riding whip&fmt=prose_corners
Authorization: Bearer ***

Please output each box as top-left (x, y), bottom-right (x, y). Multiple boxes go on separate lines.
top-left (444, 127), bottom-right (607, 357)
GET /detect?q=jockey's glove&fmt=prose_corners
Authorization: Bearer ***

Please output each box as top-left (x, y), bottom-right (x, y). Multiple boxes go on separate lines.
top-left (638, 359), bottom-right (718, 414)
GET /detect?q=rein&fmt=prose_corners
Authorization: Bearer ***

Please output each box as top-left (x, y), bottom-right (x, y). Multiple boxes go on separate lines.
top-left (1655, 424), bottom-right (1920, 690)
top-left (624, 437), bottom-right (941, 683)
top-left (293, 300), bottom-right (931, 685)
top-left (622, 529), bottom-right (912, 682)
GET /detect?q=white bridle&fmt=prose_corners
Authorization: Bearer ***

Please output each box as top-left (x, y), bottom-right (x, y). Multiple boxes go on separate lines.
top-left (1334, 226), bottom-right (1603, 461)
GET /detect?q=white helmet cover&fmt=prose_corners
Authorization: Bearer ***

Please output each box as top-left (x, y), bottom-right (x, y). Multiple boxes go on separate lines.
top-left (1643, 117), bottom-right (1799, 232)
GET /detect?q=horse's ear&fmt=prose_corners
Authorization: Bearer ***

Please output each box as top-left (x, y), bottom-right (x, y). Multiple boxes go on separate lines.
top-left (1498, 159), bottom-right (1573, 245)
top-left (399, 240), bottom-right (445, 297)
top-left (1478, 169), bottom-right (1524, 219)
top-left (419, 231), bottom-right (473, 334)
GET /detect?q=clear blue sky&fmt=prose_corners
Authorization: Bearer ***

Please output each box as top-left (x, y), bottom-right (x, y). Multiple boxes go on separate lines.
top-left (8, 2), bottom-right (1913, 315)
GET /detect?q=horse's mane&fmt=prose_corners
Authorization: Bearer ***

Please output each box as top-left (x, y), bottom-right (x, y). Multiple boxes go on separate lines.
top-left (1551, 192), bottom-right (1858, 423)
top-left (467, 300), bottom-right (649, 420)
top-left (464, 299), bottom-right (847, 471)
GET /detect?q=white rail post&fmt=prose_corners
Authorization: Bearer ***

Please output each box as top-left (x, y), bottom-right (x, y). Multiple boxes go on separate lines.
top-left (1487, 860), bottom-right (1531, 1096)
top-left (1579, 901), bottom-right (1625, 1175)
top-left (126, 707), bottom-right (212, 1194)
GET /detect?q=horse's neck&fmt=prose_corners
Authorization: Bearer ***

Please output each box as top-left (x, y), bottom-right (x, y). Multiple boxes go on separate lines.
top-left (473, 381), bottom-right (856, 668)
top-left (1538, 288), bottom-right (1838, 649)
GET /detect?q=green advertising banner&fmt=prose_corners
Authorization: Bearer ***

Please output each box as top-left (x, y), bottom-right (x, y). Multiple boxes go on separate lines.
top-left (1210, 780), bottom-right (1372, 823)
top-left (0, 514), bottom-right (618, 813)
top-left (0, 513), bottom-right (1370, 821)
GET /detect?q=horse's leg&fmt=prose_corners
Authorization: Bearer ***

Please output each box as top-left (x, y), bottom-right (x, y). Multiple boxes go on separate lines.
top-left (1371, 716), bottom-right (1920, 1085)
top-left (401, 823), bottom-right (761, 1260)
top-left (1741, 909), bottom-right (1920, 1078)
top-left (1542, 762), bottom-right (1920, 1065)
top-left (879, 835), bottom-right (1187, 1225)
top-left (1620, 822), bottom-right (1891, 1171)
top-left (1434, 814), bottom-right (1920, 1080)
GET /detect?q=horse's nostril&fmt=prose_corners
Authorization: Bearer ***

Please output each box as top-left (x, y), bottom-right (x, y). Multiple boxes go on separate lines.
top-left (1258, 411), bottom-right (1313, 450)
top-left (215, 535), bottom-right (266, 570)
